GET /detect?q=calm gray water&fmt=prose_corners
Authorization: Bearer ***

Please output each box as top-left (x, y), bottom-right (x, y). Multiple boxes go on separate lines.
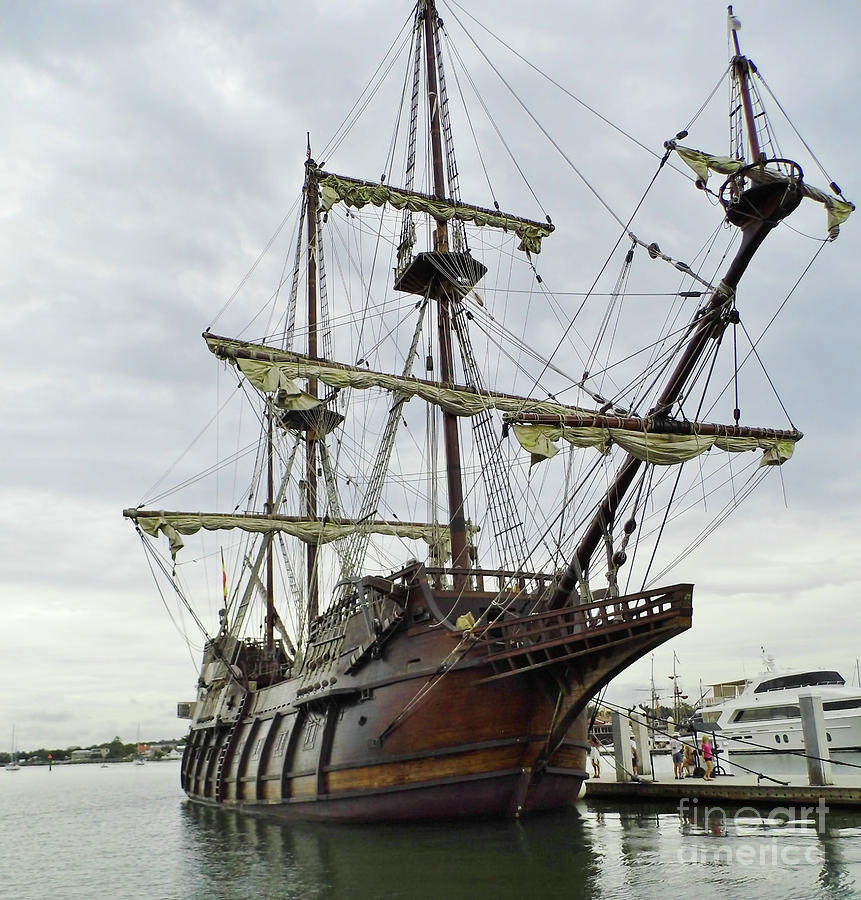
top-left (2, 760), bottom-right (860, 899)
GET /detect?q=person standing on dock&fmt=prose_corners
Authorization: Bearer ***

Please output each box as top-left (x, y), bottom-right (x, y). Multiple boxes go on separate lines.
top-left (682, 743), bottom-right (694, 777)
top-left (670, 733), bottom-right (683, 779)
top-left (630, 736), bottom-right (639, 776)
top-left (702, 736), bottom-right (714, 780)
top-left (589, 736), bottom-right (601, 778)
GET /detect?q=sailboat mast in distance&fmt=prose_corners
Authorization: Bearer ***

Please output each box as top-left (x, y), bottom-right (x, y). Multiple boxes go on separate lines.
top-left (6, 725), bottom-right (20, 771)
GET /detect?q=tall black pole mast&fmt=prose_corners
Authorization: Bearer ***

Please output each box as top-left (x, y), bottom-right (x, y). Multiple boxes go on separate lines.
top-left (422, 0), bottom-right (471, 583)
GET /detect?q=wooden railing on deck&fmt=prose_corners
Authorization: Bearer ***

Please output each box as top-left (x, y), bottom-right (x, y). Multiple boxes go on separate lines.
top-left (478, 583), bottom-right (693, 680)
top-left (422, 566), bottom-right (553, 596)
top-left (489, 584), bottom-right (692, 641)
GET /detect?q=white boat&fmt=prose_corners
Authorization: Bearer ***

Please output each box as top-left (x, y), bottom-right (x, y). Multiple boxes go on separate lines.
top-left (5, 725), bottom-right (21, 771)
top-left (694, 659), bottom-right (861, 755)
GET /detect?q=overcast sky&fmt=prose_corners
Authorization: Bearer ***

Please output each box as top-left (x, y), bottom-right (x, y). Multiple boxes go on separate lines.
top-left (2, 0), bottom-right (859, 751)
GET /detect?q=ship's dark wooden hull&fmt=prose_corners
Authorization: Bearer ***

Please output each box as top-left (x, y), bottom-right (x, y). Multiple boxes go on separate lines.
top-left (181, 572), bottom-right (692, 821)
top-left (183, 665), bottom-right (587, 821)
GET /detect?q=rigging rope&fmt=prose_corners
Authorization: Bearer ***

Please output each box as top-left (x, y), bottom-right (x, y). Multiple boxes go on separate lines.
top-left (318, 15), bottom-right (415, 164)
top-left (445, 0), bottom-right (664, 163)
top-left (530, 144), bottom-right (676, 398)
top-left (755, 71), bottom-right (847, 201)
top-left (704, 239), bottom-right (827, 427)
top-left (443, 0), bottom-right (622, 230)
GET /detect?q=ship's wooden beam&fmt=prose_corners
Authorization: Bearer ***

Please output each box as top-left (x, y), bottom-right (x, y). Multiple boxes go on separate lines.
top-left (506, 413), bottom-right (801, 441)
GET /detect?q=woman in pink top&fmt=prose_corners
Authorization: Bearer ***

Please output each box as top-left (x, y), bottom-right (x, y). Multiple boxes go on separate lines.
top-left (702, 736), bottom-right (714, 780)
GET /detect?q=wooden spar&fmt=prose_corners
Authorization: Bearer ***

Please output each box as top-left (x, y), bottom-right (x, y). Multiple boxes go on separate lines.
top-left (305, 156), bottom-right (320, 622)
top-left (506, 413), bottom-right (801, 442)
top-left (423, 0), bottom-right (471, 582)
top-left (729, 6), bottom-right (764, 164)
top-left (316, 170), bottom-right (552, 235)
top-left (206, 333), bottom-right (586, 414)
top-left (123, 508), bottom-right (453, 532)
top-left (550, 178), bottom-right (802, 609)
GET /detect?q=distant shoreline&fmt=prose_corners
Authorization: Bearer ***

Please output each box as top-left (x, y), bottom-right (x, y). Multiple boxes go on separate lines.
top-left (13, 757), bottom-right (181, 767)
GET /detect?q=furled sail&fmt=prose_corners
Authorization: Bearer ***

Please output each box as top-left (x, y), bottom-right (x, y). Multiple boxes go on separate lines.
top-left (315, 169), bottom-right (554, 254)
top-left (673, 145), bottom-right (854, 239)
top-left (233, 359), bottom-right (322, 410)
top-left (510, 415), bottom-right (801, 467)
top-left (123, 508), bottom-right (475, 560)
top-left (205, 334), bottom-right (593, 420)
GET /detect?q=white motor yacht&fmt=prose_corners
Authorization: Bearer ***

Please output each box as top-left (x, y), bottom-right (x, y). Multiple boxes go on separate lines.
top-left (693, 660), bottom-right (861, 755)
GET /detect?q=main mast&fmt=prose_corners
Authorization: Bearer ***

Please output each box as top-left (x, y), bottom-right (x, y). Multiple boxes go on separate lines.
top-left (422, 0), bottom-right (470, 580)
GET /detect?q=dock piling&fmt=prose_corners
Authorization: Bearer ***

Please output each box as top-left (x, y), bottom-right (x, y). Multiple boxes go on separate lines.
top-left (611, 711), bottom-right (634, 782)
top-left (799, 692), bottom-right (833, 786)
top-left (630, 711), bottom-right (650, 776)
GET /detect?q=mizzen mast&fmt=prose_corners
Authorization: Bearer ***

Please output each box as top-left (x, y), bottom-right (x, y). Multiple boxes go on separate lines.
top-left (265, 409), bottom-right (275, 650)
top-left (304, 146), bottom-right (321, 622)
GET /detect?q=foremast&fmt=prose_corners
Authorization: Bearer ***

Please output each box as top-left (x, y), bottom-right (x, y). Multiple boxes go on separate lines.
top-left (729, 5), bottom-right (763, 166)
top-left (548, 8), bottom-right (846, 607)
top-left (549, 201), bottom-right (795, 607)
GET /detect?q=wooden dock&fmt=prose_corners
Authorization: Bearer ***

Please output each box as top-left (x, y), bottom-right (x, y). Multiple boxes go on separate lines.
top-left (585, 774), bottom-right (861, 808)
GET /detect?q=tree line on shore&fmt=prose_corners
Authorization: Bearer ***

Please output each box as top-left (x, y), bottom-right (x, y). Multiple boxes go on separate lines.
top-left (1, 734), bottom-right (186, 765)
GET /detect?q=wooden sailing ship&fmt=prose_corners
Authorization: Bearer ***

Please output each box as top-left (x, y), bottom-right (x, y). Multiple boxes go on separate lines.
top-left (124, 3), bottom-right (851, 820)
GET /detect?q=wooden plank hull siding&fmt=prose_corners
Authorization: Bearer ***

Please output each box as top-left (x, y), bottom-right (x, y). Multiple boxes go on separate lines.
top-left (184, 676), bottom-right (587, 821)
top-left (181, 573), bottom-right (692, 821)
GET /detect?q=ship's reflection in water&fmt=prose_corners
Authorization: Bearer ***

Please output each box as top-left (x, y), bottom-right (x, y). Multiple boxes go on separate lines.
top-left (178, 799), bottom-right (861, 899)
top-left (179, 802), bottom-right (601, 899)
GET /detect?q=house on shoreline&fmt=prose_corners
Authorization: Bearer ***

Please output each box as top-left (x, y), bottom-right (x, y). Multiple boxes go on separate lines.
top-left (70, 748), bottom-right (110, 762)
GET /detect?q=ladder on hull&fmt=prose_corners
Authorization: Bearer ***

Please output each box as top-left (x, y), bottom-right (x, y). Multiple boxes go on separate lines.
top-left (213, 692), bottom-right (253, 803)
